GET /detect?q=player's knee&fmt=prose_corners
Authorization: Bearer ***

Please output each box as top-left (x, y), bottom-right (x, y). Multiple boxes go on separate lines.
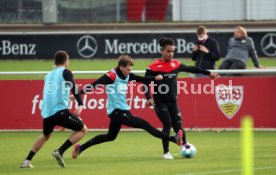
top-left (163, 124), bottom-right (172, 132)
top-left (81, 124), bottom-right (88, 135)
top-left (109, 136), bottom-right (117, 141)
top-left (162, 126), bottom-right (172, 134)
top-left (44, 134), bottom-right (51, 141)
top-left (107, 134), bottom-right (117, 141)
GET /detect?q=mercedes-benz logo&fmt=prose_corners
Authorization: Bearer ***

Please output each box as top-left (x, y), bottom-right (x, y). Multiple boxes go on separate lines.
top-left (261, 33), bottom-right (276, 57)
top-left (77, 35), bottom-right (98, 58)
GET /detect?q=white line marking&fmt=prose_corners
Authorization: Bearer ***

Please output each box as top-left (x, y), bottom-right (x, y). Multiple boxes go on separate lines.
top-left (64, 153), bottom-right (179, 158)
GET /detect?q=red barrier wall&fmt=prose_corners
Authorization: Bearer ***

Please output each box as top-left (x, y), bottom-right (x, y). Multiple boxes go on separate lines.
top-left (0, 77), bottom-right (275, 130)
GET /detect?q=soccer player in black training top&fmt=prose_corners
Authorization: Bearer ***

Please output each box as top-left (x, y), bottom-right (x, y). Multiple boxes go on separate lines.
top-left (71, 55), bottom-right (183, 159)
top-left (145, 37), bottom-right (219, 159)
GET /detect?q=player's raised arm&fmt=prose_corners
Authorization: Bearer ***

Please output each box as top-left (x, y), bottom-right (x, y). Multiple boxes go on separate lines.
top-left (179, 64), bottom-right (219, 79)
top-left (129, 72), bottom-right (163, 83)
top-left (79, 71), bottom-right (115, 95)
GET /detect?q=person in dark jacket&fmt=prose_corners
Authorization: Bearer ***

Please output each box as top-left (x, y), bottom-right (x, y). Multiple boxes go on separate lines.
top-left (192, 26), bottom-right (220, 77)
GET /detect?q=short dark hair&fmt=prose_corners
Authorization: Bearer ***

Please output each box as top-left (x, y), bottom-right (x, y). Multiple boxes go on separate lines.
top-left (54, 51), bottom-right (69, 65)
top-left (196, 26), bottom-right (207, 35)
top-left (118, 55), bottom-right (134, 67)
top-left (159, 37), bottom-right (174, 50)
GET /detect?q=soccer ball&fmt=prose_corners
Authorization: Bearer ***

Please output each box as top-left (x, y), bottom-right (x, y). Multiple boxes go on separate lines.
top-left (180, 143), bottom-right (197, 158)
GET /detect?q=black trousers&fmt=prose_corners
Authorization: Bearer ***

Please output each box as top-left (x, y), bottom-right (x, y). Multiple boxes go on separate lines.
top-left (154, 100), bottom-right (187, 154)
top-left (219, 59), bottom-right (246, 69)
top-left (80, 109), bottom-right (176, 152)
top-left (219, 60), bottom-right (246, 76)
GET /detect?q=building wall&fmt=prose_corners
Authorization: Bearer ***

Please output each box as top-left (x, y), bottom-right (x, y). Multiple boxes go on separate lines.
top-left (0, 0), bottom-right (275, 23)
top-left (173, 0), bottom-right (276, 21)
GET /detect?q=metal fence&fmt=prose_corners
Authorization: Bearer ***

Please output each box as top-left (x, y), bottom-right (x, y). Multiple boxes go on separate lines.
top-left (1, 69), bottom-right (276, 75)
top-left (0, 0), bottom-right (275, 24)
top-left (0, 0), bottom-right (128, 23)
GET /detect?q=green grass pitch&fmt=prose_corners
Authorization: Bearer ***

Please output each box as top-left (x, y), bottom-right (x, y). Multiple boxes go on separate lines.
top-left (0, 58), bottom-right (275, 80)
top-left (0, 58), bottom-right (275, 174)
top-left (0, 131), bottom-right (275, 175)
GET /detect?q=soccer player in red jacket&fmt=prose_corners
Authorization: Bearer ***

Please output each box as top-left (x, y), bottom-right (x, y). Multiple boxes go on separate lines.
top-left (144, 37), bottom-right (219, 159)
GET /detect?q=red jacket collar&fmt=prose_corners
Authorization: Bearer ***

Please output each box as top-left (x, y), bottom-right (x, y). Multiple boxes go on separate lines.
top-left (147, 59), bottom-right (181, 73)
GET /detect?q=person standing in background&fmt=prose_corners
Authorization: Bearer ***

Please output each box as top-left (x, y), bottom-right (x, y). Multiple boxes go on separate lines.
top-left (192, 26), bottom-right (220, 77)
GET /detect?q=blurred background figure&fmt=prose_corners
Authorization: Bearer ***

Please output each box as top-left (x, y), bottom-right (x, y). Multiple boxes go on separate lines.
top-left (219, 26), bottom-right (264, 70)
top-left (192, 26), bottom-right (220, 77)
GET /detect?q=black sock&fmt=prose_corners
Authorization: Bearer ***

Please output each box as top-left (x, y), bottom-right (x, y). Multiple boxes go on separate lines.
top-left (26, 150), bottom-right (36, 161)
top-left (58, 139), bottom-right (73, 156)
top-left (183, 131), bottom-right (187, 144)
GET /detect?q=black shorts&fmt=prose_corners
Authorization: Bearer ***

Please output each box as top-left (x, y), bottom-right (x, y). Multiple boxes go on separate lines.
top-left (43, 109), bottom-right (84, 136)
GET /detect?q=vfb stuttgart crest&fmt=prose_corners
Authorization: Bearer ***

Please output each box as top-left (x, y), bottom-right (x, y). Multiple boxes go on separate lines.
top-left (215, 86), bottom-right (243, 119)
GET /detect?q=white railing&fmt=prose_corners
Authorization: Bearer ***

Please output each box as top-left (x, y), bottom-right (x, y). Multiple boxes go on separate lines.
top-left (0, 69), bottom-right (276, 75)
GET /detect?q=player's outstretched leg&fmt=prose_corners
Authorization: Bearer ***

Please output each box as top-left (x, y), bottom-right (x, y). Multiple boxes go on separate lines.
top-left (20, 134), bottom-right (51, 168)
top-left (72, 120), bottom-right (121, 159)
